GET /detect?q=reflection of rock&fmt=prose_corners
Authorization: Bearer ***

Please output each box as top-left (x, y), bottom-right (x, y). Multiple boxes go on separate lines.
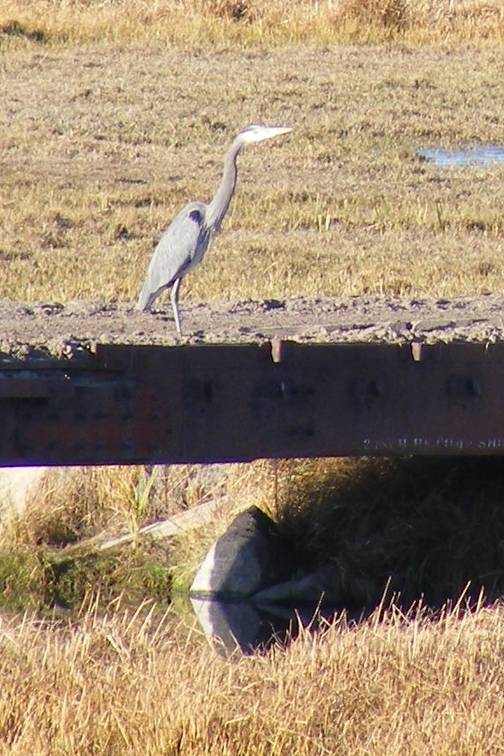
top-left (0, 467), bottom-right (49, 522)
top-left (191, 597), bottom-right (287, 655)
top-left (190, 506), bottom-right (296, 598)
top-left (190, 596), bottom-right (348, 655)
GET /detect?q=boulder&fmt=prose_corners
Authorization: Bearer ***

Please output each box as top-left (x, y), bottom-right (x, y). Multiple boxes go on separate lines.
top-left (190, 505), bottom-right (296, 599)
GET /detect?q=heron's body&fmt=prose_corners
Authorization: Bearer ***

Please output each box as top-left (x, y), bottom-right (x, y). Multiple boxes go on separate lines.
top-left (137, 201), bottom-right (211, 312)
top-left (137, 124), bottom-right (292, 335)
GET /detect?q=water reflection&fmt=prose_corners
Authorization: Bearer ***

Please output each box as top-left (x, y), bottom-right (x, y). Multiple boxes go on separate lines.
top-left (417, 145), bottom-right (504, 168)
top-left (190, 597), bottom-right (342, 655)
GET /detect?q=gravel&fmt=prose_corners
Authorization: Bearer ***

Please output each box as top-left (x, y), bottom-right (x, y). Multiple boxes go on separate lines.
top-left (1, 295), bottom-right (504, 359)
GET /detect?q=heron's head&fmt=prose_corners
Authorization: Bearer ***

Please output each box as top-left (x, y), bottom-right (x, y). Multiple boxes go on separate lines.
top-left (237, 124), bottom-right (292, 146)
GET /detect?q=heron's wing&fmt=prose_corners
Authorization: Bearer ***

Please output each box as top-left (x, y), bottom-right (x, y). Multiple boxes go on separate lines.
top-left (137, 204), bottom-right (206, 310)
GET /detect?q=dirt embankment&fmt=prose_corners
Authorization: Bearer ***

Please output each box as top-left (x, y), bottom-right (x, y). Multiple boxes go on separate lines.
top-left (1, 295), bottom-right (504, 359)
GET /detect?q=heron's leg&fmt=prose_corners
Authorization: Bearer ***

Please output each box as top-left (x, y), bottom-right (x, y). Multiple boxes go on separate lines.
top-left (170, 278), bottom-right (182, 336)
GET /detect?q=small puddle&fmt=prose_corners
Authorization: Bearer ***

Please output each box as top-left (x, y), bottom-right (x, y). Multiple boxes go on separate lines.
top-left (417, 145), bottom-right (504, 168)
top-left (191, 597), bottom-right (349, 655)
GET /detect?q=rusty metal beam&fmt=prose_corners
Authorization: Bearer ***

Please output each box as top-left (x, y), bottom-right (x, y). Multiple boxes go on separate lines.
top-left (1, 340), bottom-right (504, 466)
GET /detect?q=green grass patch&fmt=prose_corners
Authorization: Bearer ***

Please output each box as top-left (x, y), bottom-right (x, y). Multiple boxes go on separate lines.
top-left (0, 549), bottom-right (45, 611)
top-left (0, 544), bottom-right (172, 612)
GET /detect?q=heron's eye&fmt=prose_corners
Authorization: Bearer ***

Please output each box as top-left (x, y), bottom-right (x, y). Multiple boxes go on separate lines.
top-left (189, 209), bottom-right (202, 223)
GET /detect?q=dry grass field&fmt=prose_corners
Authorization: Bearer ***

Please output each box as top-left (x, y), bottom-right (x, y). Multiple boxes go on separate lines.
top-left (3, 1), bottom-right (504, 753)
top-left (1, 597), bottom-right (504, 755)
top-left (1, 3), bottom-right (504, 304)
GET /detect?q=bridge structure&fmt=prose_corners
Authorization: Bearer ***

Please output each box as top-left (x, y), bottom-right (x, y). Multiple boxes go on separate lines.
top-left (1, 338), bottom-right (504, 467)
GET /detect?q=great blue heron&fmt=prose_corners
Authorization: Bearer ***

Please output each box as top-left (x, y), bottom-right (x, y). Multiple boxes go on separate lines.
top-left (136, 124), bottom-right (292, 335)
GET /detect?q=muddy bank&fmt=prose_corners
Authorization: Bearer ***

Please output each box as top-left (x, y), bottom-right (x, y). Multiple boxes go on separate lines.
top-left (1, 295), bottom-right (504, 358)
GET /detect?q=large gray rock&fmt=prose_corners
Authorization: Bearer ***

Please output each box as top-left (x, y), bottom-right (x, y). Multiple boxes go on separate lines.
top-left (190, 506), bottom-right (296, 599)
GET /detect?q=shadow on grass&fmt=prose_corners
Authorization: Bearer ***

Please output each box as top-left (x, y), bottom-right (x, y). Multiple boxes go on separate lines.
top-left (277, 456), bottom-right (504, 610)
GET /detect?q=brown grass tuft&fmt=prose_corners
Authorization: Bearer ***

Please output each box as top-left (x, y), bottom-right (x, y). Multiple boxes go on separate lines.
top-left (201, 0), bottom-right (253, 22)
top-left (337, 0), bottom-right (410, 30)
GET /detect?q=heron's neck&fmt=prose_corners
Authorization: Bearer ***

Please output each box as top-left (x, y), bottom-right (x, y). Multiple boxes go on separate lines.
top-left (206, 138), bottom-right (243, 232)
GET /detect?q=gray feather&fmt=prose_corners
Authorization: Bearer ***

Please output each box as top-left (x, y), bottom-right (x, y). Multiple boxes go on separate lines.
top-left (137, 201), bottom-right (209, 311)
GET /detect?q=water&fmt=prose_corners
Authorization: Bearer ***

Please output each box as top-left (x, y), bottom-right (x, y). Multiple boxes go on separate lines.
top-left (190, 597), bottom-right (349, 656)
top-left (417, 145), bottom-right (504, 168)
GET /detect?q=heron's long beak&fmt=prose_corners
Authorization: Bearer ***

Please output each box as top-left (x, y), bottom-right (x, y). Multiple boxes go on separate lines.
top-left (260, 126), bottom-right (293, 141)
